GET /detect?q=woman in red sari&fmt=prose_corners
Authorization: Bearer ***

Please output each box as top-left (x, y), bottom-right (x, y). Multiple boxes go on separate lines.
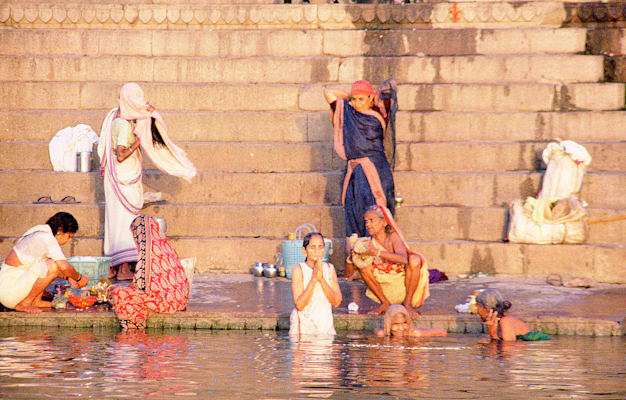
top-left (110, 215), bottom-right (189, 329)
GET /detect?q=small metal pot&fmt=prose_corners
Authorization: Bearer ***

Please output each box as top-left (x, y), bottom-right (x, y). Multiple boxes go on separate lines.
top-left (76, 151), bottom-right (93, 172)
top-left (250, 262), bottom-right (264, 277)
top-left (263, 264), bottom-right (277, 278)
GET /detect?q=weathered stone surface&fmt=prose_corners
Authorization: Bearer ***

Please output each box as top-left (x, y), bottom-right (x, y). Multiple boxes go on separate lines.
top-left (586, 28), bottom-right (626, 56)
top-left (0, 170), bottom-right (623, 209)
top-left (3, 110), bottom-right (625, 144)
top-left (0, 82), bottom-right (81, 109)
top-left (0, 27), bottom-right (587, 58)
top-left (476, 27), bottom-right (587, 55)
top-left (338, 55), bottom-right (603, 84)
top-left (1, 202), bottom-right (622, 245)
top-left (11, 140), bottom-right (624, 173)
top-left (564, 83), bottom-right (625, 110)
top-left (393, 111), bottom-right (626, 143)
top-left (79, 82), bottom-right (301, 111)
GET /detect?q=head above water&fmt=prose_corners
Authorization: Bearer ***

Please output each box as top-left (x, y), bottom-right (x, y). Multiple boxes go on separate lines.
top-left (383, 304), bottom-right (412, 336)
top-left (46, 212), bottom-right (78, 235)
top-left (475, 289), bottom-right (512, 316)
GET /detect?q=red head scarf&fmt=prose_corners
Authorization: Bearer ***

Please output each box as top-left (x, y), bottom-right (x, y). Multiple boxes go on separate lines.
top-left (351, 80), bottom-right (374, 97)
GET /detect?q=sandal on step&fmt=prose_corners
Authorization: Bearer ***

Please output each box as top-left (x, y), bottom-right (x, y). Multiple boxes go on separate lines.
top-left (33, 196), bottom-right (54, 204)
top-left (142, 200), bottom-right (166, 209)
top-left (57, 196), bottom-right (80, 204)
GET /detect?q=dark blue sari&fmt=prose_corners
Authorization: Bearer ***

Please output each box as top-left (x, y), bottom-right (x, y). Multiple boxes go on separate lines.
top-left (339, 101), bottom-right (395, 237)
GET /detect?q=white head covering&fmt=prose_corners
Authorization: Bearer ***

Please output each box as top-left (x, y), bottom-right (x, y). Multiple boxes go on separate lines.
top-left (98, 83), bottom-right (196, 182)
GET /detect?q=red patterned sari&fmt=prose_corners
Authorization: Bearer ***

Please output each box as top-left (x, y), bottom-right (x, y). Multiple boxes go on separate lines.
top-left (110, 215), bottom-right (189, 329)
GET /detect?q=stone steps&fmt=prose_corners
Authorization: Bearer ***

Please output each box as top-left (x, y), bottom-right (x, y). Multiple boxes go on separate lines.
top-left (0, 235), bottom-right (622, 282)
top-left (586, 27), bottom-right (626, 83)
top-left (1, 170), bottom-right (624, 207)
top-left (2, 141), bottom-right (624, 172)
top-left (0, 0), bottom-right (623, 283)
top-left (1, 203), bottom-right (623, 245)
top-left (0, 82), bottom-right (623, 112)
top-left (0, 54), bottom-right (605, 84)
top-left (2, 110), bottom-right (625, 143)
top-left (0, 27), bottom-right (588, 57)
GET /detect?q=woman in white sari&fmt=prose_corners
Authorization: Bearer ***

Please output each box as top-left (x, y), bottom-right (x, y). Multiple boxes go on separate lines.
top-left (98, 83), bottom-right (196, 280)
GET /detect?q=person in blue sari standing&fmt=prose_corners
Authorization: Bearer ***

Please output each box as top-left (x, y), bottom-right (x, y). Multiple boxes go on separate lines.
top-left (324, 79), bottom-right (398, 280)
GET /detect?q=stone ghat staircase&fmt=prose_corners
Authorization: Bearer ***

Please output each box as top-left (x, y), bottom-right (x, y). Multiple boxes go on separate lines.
top-left (0, 1), bottom-right (624, 283)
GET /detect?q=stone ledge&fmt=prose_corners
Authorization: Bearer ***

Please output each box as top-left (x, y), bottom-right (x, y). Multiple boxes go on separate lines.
top-left (0, 3), bottom-right (566, 28)
top-left (0, 311), bottom-right (620, 336)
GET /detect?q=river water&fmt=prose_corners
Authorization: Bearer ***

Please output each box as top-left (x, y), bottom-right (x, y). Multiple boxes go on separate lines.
top-left (0, 327), bottom-right (623, 399)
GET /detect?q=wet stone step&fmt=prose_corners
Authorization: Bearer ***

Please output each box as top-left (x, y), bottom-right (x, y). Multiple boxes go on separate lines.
top-left (0, 237), bottom-right (622, 283)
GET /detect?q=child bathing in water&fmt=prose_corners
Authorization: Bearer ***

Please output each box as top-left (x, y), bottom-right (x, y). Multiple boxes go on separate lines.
top-left (475, 289), bottom-right (549, 341)
top-left (289, 232), bottom-right (342, 337)
top-left (375, 304), bottom-right (447, 338)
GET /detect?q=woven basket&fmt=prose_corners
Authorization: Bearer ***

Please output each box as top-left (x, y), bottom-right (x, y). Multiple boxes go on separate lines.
top-left (282, 224), bottom-right (332, 278)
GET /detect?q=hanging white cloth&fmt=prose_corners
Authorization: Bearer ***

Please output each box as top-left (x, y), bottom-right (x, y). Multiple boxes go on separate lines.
top-left (538, 140), bottom-right (591, 200)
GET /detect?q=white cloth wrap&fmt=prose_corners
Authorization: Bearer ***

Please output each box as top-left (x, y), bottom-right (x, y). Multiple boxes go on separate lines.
top-left (289, 262), bottom-right (336, 337)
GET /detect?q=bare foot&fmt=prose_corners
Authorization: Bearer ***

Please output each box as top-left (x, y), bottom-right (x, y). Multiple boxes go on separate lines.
top-left (32, 299), bottom-right (52, 308)
top-left (116, 263), bottom-right (134, 281)
top-left (343, 271), bottom-right (361, 282)
top-left (14, 304), bottom-right (43, 314)
top-left (369, 303), bottom-right (389, 315)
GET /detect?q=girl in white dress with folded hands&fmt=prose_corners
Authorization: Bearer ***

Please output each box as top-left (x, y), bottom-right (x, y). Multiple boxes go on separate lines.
top-left (289, 232), bottom-right (342, 337)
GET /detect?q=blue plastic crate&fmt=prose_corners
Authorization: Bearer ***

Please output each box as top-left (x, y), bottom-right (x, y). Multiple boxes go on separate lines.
top-left (67, 256), bottom-right (111, 289)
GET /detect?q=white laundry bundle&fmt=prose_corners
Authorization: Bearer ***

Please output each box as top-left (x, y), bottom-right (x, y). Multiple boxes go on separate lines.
top-left (508, 140), bottom-right (591, 245)
top-left (538, 140), bottom-right (591, 200)
top-left (49, 124), bottom-right (99, 171)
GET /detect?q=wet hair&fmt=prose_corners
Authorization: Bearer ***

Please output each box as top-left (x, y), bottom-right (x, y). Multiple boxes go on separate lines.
top-left (302, 232), bottom-right (325, 262)
top-left (383, 304), bottom-right (412, 336)
top-left (302, 232), bottom-right (324, 249)
top-left (476, 289), bottom-right (512, 317)
top-left (46, 212), bottom-right (78, 235)
top-left (151, 118), bottom-right (165, 146)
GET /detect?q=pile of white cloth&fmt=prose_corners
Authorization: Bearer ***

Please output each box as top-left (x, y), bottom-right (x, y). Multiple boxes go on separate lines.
top-left (508, 140), bottom-right (591, 244)
top-left (49, 124), bottom-right (99, 171)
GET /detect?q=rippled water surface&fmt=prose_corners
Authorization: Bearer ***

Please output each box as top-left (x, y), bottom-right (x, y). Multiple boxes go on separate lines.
top-left (0, 327), bottom-right (623, 399)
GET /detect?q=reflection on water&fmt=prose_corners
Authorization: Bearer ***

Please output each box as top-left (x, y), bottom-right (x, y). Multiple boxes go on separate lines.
top-left (0, 327), bottom-right (623, 399)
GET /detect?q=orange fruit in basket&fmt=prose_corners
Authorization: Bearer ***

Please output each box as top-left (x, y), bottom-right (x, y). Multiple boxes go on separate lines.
top-left (68, 296), bottom-right (97, 308)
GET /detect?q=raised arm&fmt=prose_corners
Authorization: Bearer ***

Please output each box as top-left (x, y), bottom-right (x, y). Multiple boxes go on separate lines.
top-left (324, 88), bottom-right (349, 105)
